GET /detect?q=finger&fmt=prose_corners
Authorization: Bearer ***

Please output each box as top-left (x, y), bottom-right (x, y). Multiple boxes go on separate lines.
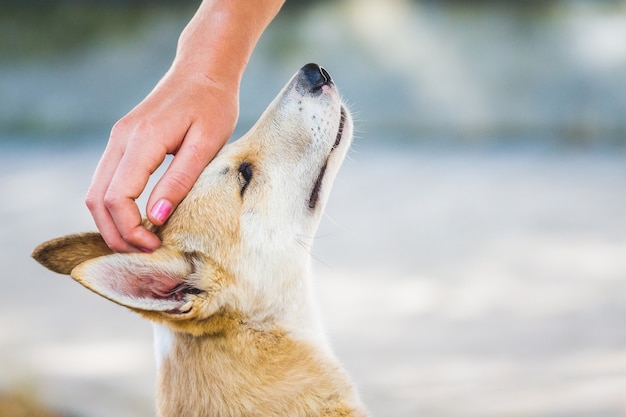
top-left (147, 123), bottom-right (225, 225)
top-left (86, 140), bottom-right (140, 252)
top-left (104, 140), bottom-right (167, 251)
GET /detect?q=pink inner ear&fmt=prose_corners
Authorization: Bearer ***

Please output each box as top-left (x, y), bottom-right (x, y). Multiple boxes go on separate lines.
top-left (72, 251), bottom-right (201, 312)
top-left (122, 273), bottom-right (184, 300)
top-left (101, 265), bottom-right (187, 302)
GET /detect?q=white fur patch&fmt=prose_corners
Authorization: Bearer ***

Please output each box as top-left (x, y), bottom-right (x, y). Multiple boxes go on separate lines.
top-left (153, 323), bottom-right (174, 370)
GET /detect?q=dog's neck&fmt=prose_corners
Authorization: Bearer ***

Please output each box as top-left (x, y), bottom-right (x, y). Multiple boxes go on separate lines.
top-left (151, 262), bottom-right (341, 416)
top-left (152, 272), bottom-right (329, 370)
top-left (152, 309), bottom-right (351, 417)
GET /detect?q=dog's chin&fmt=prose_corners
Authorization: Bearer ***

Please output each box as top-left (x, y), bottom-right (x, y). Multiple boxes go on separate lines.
top-left (307, 106), bottom-right (348, 210)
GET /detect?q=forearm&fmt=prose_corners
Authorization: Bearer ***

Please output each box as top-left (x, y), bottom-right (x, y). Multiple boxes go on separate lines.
top-left (174, 0), bottom-right (285, 87)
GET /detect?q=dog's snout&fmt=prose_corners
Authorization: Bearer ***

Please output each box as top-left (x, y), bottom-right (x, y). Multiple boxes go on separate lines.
top-left (298, 63), bottom-right (333, 95)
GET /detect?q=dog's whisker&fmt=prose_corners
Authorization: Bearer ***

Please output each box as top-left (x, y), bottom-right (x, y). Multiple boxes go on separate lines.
top-left (293, 235), bottom-right (334, 269)
top-left (322, 212), bottom-right (348, 232)
top-left (295, 237), bottom-right (332, 269)
top-left (312, 232), bottom-right (334, 240)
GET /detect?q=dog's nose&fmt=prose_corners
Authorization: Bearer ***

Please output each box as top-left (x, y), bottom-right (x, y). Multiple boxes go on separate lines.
top-left (298, 63), bottom-right (333, 94)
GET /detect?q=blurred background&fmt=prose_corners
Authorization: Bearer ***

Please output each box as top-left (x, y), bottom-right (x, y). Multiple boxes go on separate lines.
top-left (1, 0), bottom-right (625, 416)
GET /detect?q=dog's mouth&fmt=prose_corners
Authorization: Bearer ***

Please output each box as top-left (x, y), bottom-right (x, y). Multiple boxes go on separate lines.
top-left (308, 106), bottom-right (347, 210)
top-left (332, 106), bottom-right (347, 151)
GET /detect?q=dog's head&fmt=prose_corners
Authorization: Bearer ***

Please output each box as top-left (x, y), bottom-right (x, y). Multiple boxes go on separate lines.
top-left (32, 64), bottom-right (353, 334)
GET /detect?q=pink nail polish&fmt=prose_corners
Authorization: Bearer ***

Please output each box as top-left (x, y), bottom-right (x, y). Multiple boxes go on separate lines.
top-left (140, 247), bottom-right (154, 254)
top-left (151, 199), bottom-right (172, 224)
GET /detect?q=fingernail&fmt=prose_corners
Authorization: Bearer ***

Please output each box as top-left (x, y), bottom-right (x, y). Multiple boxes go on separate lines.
top-left (140, 247), bottom-right (154, 254)
top-left (150, 199), bottom-right (172, 224)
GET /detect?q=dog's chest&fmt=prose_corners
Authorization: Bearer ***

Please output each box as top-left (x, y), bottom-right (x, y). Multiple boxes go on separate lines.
top-left (154, 328), bottom-right (362, 417)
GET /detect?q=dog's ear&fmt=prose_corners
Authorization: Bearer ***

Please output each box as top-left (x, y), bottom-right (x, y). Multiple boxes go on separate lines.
top-left (70, 248), bottom-right (199, 314)
top-left (32, 232), bottom-right (113, 275)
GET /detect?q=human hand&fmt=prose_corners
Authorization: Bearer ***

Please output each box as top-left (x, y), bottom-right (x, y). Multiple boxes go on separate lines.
top-left (86, 68), bottom-right (238, 253)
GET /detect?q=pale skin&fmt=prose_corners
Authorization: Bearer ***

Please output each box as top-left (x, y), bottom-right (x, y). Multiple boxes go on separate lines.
top-left (86, 0), bottom-right (285, 253)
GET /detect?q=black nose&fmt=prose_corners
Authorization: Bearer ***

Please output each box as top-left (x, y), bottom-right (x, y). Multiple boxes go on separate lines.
top-left (299, 63), bottom-right (333, 94)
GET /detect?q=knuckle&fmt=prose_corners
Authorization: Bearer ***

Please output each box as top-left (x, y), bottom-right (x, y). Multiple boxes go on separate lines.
top-left (110, 116), bottom-right (154, 144)
top-left (106, 239), bottom-right (126, 253)
top-left (110, 118), bottom-right (132, 141)
top-left (114, 114), bottom-right (156, 136)
top-left (118, 227), bottom-right (143, 248)
top-left (164, 171), bottom-right (195, 195)
top-left (103, 191), bottom-right (123, 210)
top-left (84, 192), bottom-right (98, 211)
top-left (99, 231), bottom-right (128, 253)
top-left (118, 229), bottom-right (134, 243)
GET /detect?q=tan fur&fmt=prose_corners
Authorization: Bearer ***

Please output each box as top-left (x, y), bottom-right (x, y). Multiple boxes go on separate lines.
top-left (32, 232), bottom-right (111, 275)
top-left (32, 64), bottom-right (369, 416)
top-left (158, 326), bottom-right (366, 417)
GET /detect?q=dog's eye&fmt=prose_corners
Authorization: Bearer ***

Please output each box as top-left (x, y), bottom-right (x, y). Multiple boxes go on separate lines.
top-left (237, 162), bottom-right (253, 195)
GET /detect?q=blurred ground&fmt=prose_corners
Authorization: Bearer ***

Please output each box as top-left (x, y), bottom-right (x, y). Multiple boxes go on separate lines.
top-left (0, 390), bottom-right (65, 417)
top-left (1, 0), bottom-right (626, 416)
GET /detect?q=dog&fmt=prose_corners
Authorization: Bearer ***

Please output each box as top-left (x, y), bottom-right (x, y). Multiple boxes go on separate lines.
top-left (33, 63), bottom-right (369, 417)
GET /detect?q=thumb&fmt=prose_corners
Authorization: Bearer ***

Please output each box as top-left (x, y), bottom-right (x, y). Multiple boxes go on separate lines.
top-left (147, 129), bottom-right (224, 225)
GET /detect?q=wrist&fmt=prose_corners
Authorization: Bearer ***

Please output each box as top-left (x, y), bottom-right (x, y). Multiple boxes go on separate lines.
top-left (173, 0), bottom-right (284, 90)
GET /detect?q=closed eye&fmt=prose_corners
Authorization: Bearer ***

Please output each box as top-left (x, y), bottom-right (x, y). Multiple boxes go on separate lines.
top-left (237, 162), bottom-right (253, 196)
